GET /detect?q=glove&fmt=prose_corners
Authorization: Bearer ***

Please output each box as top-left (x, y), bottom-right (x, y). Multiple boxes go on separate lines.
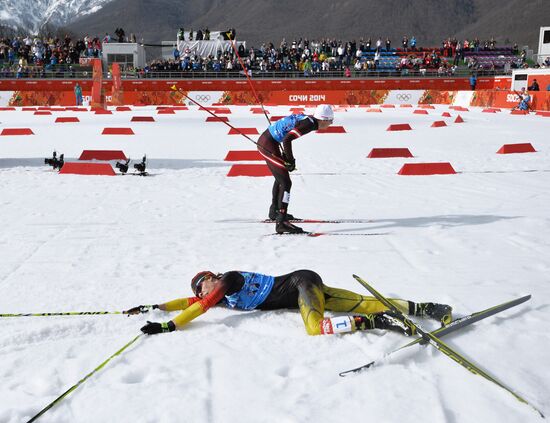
top-left (140, 320), bottom-right (176, 335)
top-left (124, 304), bottom-right (158, 315)
top-left (284, 158), bottom-right (296, 172)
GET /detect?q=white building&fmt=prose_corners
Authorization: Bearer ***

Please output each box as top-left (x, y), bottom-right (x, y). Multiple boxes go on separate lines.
top-left (101, 43), bottom-right (146, 69)
top-left (537, 26), bottom-right (550, 64)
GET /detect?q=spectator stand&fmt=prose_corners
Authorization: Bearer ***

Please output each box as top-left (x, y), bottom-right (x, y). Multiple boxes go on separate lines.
top-left (172, 30), bottom-right (245, 62)
top-left (463, 47), bottom-right (522, 71)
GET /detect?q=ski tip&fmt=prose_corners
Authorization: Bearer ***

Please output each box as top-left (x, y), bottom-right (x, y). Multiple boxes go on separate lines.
top-left (513, 294), bottom-right (532, 305)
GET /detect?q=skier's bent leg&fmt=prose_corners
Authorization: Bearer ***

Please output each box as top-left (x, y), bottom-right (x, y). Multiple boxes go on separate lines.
top-left (323, 285), bottom-right (410, 314)
top-left (323, 285), bottom-right (452, 326)
top-left (272, 168), bottom-right (291, 214)
top-left (269, 180), bottom-right (280, 219)
top-left (295, 271), bottom-right (381, 335)
top-left (258, 131), bottom-right (293, 220)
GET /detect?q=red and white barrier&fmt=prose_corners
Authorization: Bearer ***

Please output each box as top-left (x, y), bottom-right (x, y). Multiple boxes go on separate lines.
top-left (387, 124), bottom-right (412, 131)
top-left (398, 162), bottom-right (456, 175)
top-left (56, 117), bottom-right (80, 123)
top-left (1, 128), bottom-right (34, 136)
top-left (79, 150), bottom-right (127, 160)
top-left (227, 164), bottom-right (272, 177)
top-left (59, 162), bottom-right (116, 176)
top-left (102, 128), bottom-right (135, 135)
top-left (368, 148), bottom-right (413, 158)
top-left (497, 143), bottom-right (536, 154)
top-left (224, 151), bottom-right (263, 161)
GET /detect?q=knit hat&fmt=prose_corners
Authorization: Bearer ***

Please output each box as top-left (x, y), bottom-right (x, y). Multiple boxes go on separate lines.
top-left (313, 104), bottom-right (334, 121)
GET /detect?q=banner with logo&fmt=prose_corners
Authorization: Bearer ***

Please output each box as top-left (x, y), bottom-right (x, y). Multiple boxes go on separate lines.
top-left (1, 85), bottom-right (549, 110)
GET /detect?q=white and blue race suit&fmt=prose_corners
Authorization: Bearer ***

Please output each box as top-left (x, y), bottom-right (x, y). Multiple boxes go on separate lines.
top-left (267, 114), bottom-right (311, 142)
top-left (224, 272), bottom-right (275, 310)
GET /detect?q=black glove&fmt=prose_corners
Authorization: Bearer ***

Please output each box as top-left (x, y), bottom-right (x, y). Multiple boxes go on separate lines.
top-left (284, 158), bottom-right (296, 172)
top-left (124, 304), bottom-right (158, 315)
top-left (140, 320), bottom-right (176, 335)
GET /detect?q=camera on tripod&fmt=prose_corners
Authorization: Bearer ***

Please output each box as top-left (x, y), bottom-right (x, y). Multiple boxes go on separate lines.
top-left (115, 158), bottom-right (130, 174)
top-left (44, 151), bottom-right (64, 170)
top-left (133, 155), bottom-right (147, 175)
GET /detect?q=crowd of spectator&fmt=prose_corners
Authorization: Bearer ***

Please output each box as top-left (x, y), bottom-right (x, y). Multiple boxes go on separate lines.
top-left (177, 28), bottom-right (236, 42)
top-left (144, 37), bottom-right (420, 75)
top-left (1, 29), bottom-right (548, 79)
top-left (140, 34), bottom-right (543, 78)
top-left (0, 28), bottom-right (138, 78)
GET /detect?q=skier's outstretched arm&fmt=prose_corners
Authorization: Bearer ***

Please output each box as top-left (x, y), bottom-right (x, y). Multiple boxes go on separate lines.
top-left (140, 284), bottom-right (227, 335)
top-left (124, 297), bottom-right (200, 315)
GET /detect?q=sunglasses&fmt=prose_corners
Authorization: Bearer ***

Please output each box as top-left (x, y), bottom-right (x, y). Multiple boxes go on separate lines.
top-left (194, 274), bottom-right (210, 296)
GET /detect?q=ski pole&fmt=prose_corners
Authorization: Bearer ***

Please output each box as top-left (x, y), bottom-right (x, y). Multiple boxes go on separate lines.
top-left (1, 311), bottom-right (125, 318)
top-left (26, 334), bottom-right (143, 423)
top-left (228, 34), bottom-right (271, 125)
top-left (169, 85), bottom-right (286, 166)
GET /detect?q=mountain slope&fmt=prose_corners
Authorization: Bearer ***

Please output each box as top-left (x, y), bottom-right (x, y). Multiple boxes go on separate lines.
top-left (455, 0), bottom-right (549, 48)
top-left (65, 0), bottom-right (480, 46)
top-left (4, 0), bottom-right (546, 51)
top-left (0, 0), bottom-right (115, 33)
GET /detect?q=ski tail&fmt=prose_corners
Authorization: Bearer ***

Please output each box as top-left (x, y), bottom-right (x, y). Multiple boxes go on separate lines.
top-left (339, 294), bottom-right (531, 376)
top-left (351, 275), bottom-right (544, 418)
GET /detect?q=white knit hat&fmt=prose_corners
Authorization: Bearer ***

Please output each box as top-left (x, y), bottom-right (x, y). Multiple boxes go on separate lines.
top-left (313, 104), bottom-right (334, 121)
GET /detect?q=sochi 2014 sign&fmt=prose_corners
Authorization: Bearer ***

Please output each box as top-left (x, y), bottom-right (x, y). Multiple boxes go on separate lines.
top-left (506, 93), bottom-right (520, 103)
top-left (288, 94), bottom-right (327, 102)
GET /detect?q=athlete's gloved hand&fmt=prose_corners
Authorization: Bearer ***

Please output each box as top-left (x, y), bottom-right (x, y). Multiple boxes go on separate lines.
top-left (140, 320), bottom-right (176, 335)
top-left (124, 304), bottom-right (159, 315)
top-left (284, 158), bottom-right (296, 172)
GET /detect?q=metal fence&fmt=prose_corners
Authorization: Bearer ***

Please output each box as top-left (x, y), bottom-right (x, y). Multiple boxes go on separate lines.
top-left (0, 67), bottom-right (513, 80)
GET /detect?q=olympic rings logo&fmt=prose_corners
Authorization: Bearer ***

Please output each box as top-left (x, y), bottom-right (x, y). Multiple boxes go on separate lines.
top-left (395, 93), bottom-right (412, 101)
top-left (195, 94), bottom-right (211, 102)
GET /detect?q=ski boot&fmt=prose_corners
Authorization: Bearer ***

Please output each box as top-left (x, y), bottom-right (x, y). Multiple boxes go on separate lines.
top-left (374, 311), bottom-right (416, 336)
top-left (416, 303), bottom-right (453, 326)
top-left (269, 204), bottom-right (296, 221)
top-left (354, 312), bottom-right (416, 336)
top-left (275, 211), bottom-right (304, 234)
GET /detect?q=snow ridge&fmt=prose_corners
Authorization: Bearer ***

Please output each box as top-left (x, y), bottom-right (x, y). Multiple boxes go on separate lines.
top-left (0, 0), bottom-right (115, 34)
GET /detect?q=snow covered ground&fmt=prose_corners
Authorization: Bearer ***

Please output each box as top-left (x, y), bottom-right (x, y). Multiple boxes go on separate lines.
top-left (0, 104), bottom-right (549, 423)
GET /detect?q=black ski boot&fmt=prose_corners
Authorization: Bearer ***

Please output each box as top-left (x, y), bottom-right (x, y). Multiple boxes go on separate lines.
top-left (269, 204), bottom-right (277, 220)
top-left (352, 315), bottom-right (375, 331)
top-left (416, 303), bottom-right (453, 326)
top-left (269, 204), bottom-right (296, 221)
top-left (275, 211), bottom-right (304, 234)
top-left (374, 311), bottom-right (416, 336)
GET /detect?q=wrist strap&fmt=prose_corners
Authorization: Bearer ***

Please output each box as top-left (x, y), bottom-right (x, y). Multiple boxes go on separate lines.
top-left (161, 321), bottom-right (176, 332)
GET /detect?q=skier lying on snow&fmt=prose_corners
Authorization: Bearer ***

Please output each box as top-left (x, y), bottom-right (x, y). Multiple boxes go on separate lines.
top-left (125, 270), bottom-right (452, 336)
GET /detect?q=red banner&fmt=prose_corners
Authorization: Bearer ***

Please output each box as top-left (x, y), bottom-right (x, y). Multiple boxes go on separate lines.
top-left (111, 63), bottom-right (123, 106)
top-left (3, 89), bottom-right (550, 110)
top-left (471, 91), bottom-right (550, 110)
top-left (91, 59), bottom-right (104, 108)
top-left (0, 76), bottom-right (511, 94)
